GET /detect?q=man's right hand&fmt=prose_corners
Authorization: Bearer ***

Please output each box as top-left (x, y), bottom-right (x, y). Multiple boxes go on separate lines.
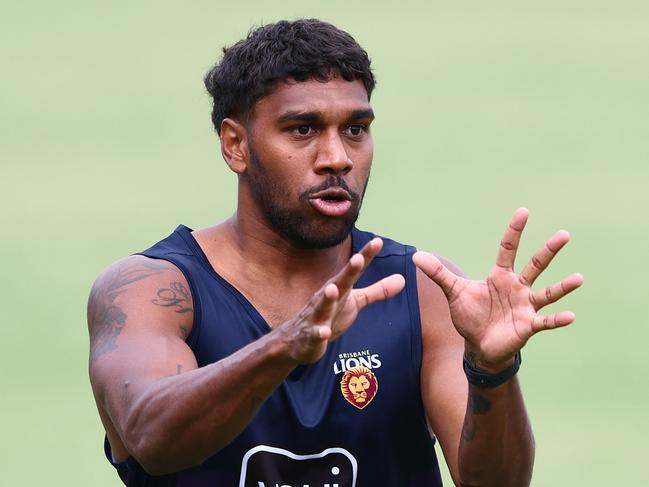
top-left (276, 237), bottom-right (405, 364)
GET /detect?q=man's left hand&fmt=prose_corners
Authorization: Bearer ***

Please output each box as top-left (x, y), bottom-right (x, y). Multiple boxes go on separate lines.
top-left (413, 208), bottom-right (584, 372)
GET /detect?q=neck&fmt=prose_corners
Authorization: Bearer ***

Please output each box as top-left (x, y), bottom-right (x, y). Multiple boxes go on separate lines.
top-left (224, 208), bottom-right (352, 284)
top-left (192, 206), bottom-right (355, 326)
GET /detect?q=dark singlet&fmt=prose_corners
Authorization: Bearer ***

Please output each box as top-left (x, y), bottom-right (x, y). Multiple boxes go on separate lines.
top-left (105, 225), bottom-right (443, 487)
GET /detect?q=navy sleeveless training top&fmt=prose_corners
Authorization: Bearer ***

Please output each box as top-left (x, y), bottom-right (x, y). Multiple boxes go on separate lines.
top-left (105, 225), bottom-right (443, 486)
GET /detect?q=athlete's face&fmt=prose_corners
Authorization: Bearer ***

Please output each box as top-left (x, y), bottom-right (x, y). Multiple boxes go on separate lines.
top-left (243, 76), bottom-right (374, 248)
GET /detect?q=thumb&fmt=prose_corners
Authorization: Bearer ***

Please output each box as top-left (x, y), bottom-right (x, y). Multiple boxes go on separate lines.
top-left (412, 251), bottom-right (459, 297)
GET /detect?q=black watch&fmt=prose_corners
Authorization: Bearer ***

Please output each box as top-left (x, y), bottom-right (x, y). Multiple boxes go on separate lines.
top-left (463, 351), bottom-right (522, 388)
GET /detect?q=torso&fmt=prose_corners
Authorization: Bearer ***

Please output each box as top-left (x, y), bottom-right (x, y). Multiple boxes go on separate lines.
top-left (106, 225), bottom-right (444, 486)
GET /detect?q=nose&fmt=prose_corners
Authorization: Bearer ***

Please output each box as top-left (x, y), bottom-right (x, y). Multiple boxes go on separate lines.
top-left (313, 130), bottom-right (353, 175)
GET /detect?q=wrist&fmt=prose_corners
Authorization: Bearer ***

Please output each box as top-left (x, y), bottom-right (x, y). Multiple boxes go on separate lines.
top-left (268, 320), bottom-right (328, 366)
top-left (263, 327), bottom-right (303, 368)
top-left (463, 350), bottom-right (522, 388)
top-left (464, 349), bottom-right (516, 374)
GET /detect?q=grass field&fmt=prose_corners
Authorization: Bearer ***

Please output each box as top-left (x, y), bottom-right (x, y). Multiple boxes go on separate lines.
top-left (1, 1), bottom-right (647, 485)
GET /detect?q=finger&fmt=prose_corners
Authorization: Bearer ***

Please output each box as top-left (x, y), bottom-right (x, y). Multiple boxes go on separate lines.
top-left (311, 283), bottom-right (339, 324)
top-left (358, 237), bottom-right (383, 263)
top-left (531, 311), bottom-right (576, 333)
top-left (520, 230), bottom-right (571, 286)
top-left (496, 208), bottom-right (529, 269)
top-left (412, 251), bottom-right (459, 297)
top-left (334, 238), bottom-right (383, 292)
top-left (530, 273), bottom-right (584, 310)
top-left (351, 274), bottom-right (405, 310)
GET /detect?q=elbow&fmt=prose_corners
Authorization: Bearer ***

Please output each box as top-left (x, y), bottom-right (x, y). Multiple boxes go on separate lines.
top-left (131, 438), bottom-right (210, 476)
top-left (122, 399), bottom-right (208, 475)
top-left (124, 426), bottom-right (205, 476)
top-left (125, 434), bottom-right (168, 476)
top-left (121, 402), bottom-right (173, 475)
top-left (122, 403), bottom-right (167, 475)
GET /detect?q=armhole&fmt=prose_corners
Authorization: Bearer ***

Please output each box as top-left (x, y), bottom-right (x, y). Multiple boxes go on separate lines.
top-left (135, 254), bottom-right (203, 350)
top-left (405, 245), bottom-right (437, 445)
top-left (405, 245), bottom-right (423, 384)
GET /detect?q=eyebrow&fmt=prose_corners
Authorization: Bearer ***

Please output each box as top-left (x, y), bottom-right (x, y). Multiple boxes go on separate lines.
top-left (349, 109), bottom-right (375, 121)
top-left (277, 111), bottom-right (322, 124)
top-left (276, 108), bottom-right (375, 124)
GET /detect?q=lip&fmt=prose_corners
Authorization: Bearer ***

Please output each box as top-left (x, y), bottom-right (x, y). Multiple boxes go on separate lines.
top-left (308, 187), bottom-right (353, 217)
top-left (308, 187), bottom-right (352, 201)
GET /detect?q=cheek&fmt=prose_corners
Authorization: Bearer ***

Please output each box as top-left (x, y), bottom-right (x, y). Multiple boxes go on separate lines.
top-left (259, 134), bottom-right (316, 165)
top-left (349, 137), bottom-right (373, 163)
top-left (348, 143), bottom-right (373, 179)
top-left (262, 149), bottom-right (314, 187)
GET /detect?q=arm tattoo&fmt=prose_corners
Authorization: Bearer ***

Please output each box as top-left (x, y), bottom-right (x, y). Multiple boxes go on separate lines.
top-left (152, 282), bottom-right (193, 314)
top-left (88, 259), bottom-right (169, 363)
top-left (461, 387), bottom-right (492, 443)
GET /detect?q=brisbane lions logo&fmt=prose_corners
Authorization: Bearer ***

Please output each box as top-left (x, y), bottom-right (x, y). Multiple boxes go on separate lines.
top-left (339, 366), bottom-right (378, 409)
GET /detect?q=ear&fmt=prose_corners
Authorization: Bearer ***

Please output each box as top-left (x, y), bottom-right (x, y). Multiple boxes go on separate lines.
top-left (219, 118), bottom-right (249, 174)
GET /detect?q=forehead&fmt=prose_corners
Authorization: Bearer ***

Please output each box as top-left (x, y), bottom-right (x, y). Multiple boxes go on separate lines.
top-left (253, 77), bottom-right (371, 121)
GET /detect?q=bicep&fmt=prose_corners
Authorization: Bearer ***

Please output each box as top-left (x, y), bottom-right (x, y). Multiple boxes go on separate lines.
top-left (88, 256), bottom-right (198, 430)
top-left (417, 266), bottom-right (467, 484)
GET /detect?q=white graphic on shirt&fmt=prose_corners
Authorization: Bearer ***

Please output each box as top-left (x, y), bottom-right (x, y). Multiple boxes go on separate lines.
top-left (332, 350), bottom-right (382, 375)
top-left (239, 445), bottom-right (358, 487)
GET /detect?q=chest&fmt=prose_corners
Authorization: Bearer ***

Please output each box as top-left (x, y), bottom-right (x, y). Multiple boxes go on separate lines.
top-left (211, 270), bottom-right (325, 327)
top-left (194, 282), bottom-right (421, 418)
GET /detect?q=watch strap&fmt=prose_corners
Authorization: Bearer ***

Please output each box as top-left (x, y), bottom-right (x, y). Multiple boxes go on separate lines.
top-left (463, 351), bottom-right (522, 388)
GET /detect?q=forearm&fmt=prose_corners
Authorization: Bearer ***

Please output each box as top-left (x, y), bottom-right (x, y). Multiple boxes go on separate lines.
top-left (458, 377), bottom-right (534, 487)
top-left (117, 330), bottom-right (296, 475)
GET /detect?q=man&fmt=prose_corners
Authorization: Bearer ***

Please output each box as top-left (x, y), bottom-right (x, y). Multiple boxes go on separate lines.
top-left (88, 19), bottom-right (583, 486)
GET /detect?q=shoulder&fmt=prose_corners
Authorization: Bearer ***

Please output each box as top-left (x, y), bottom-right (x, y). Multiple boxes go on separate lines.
top-left (88, 255), bottom-right (189, 314)
top-left (87, 255), bottom-right (194, 359)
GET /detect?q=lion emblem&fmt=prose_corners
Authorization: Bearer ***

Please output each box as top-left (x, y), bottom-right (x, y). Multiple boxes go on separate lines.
top-left (340, 366), bottom-right (378, 409)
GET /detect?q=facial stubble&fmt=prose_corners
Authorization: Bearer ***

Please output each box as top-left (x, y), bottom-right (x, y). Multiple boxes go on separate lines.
top-left (246, 143), bottom-right (369, 249)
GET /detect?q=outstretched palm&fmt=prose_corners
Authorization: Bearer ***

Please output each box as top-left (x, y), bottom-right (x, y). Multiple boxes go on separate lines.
top-left (413, 208), bottom-right (583, 370)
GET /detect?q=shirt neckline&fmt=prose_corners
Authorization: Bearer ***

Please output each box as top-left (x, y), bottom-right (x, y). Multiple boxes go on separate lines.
top-left (174, 224), bottom-right (365, 334)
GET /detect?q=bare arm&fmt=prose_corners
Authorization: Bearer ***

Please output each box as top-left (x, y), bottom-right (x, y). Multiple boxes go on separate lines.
top-left (88, 239), bottom-right (404, 475)
top-left (415, 209), bottom-right (583, 487)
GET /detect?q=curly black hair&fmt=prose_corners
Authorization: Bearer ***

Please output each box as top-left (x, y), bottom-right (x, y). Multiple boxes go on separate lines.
top-left (204, 19), bottom-right (375, 134)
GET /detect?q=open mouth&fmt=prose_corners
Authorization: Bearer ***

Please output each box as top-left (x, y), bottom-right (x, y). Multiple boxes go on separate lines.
top-left (308, 188), bottom-right (353, 217)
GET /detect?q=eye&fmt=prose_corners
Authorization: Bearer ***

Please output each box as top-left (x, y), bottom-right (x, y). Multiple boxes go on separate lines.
top-left (292, 125), bottom-right (315, 136)
top-left (345, 124), bottom-right (366, 137)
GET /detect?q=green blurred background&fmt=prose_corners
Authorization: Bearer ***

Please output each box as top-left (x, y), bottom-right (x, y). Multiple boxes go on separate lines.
top-left (2, 1), bottom-right (647, 485)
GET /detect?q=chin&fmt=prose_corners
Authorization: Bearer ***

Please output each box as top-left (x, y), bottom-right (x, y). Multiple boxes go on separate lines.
top-left (291, 224), bottom-right (354, 249)
top-left (276, 217), bottom-right (356, 249)
top-left (258, 194), bottom-right (361, 249)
